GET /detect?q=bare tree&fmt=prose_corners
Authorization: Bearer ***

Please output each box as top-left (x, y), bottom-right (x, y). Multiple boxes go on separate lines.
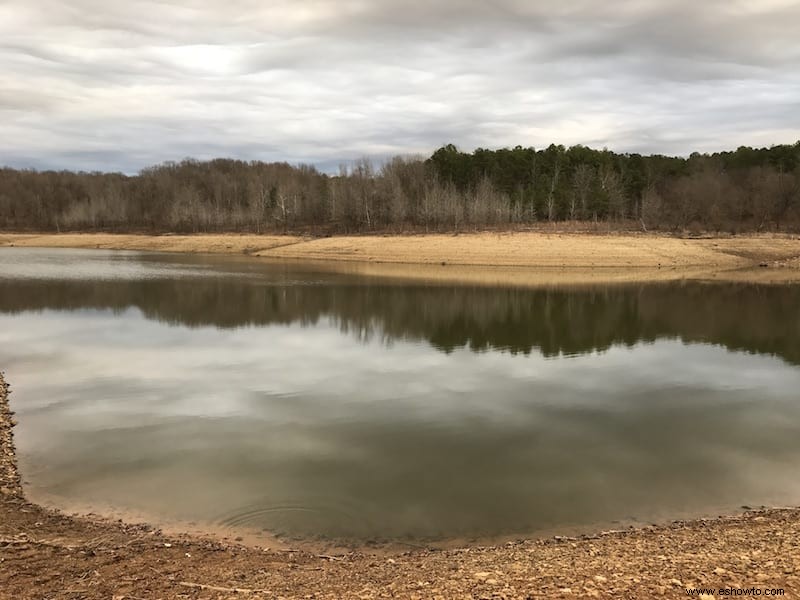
top-left (600, 166), bottom-right (626, 220)
top-left (571, 164), bottom-right (594, 221)
top-left (546, 155), bottom-right (562, 222)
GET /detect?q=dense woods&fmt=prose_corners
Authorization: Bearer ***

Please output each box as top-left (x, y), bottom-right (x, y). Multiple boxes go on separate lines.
top-left (1, 141), bottom-right (799, 233)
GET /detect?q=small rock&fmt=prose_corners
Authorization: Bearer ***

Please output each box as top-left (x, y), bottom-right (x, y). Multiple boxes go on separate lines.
top-left (593, 575), bottom-right (607, 583)
top-left (669, 579), bottom-right (683, 587)
top-left (713, 567), bottom-right (727, 575)
top-left (473, 572), bottom-right (491, 581)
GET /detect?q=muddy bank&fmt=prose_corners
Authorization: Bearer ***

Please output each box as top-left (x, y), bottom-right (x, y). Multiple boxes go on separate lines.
top-left (2, 372), bottom-right (800, 599)
top-left (2, 231), bottom-right (800, 286)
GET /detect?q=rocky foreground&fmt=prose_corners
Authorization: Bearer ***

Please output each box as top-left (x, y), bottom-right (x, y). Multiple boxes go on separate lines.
top-left (2, 372), bottom-right (799, 599)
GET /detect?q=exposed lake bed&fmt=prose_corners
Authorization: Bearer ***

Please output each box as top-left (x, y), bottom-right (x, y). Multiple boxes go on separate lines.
top-left (3, 231), bottom-right (800, 286)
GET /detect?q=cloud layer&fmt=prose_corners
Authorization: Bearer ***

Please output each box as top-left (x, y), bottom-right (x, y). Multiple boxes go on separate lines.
top-left (2, 0), bottom-right (799, 172)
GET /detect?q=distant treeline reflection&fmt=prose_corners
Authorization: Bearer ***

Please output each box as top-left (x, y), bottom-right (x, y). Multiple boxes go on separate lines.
top-left (1, 276), bottom-right (798, 364)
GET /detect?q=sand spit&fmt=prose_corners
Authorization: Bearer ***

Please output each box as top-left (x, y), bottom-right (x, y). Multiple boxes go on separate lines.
top-left (2, 231), bottom-right (800, 286)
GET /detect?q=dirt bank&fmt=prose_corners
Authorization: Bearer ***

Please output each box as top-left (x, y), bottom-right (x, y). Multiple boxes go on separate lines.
top-left (2, 231), bottom-right (800, 285)
top-left (1, 373), bottom-right (800, 599)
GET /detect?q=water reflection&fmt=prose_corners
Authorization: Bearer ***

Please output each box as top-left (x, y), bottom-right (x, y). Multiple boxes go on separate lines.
top-left (1, 248), bottom-right (800, 541)
top-left (1, 248), bottom-right (799, 364)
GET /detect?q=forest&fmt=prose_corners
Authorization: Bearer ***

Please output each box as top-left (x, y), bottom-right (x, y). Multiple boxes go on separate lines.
top-left (1, 141), bottom-right (799, 234)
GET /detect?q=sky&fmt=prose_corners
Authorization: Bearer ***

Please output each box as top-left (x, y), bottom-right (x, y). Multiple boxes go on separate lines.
top-left (1, 0), bottom-right (799, 174)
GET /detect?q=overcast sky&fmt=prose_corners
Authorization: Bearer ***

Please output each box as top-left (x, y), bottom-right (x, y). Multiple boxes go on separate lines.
top-left (2, 0), bottom-right (799, 173)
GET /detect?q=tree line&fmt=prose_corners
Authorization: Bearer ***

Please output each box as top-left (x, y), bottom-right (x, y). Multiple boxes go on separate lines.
top-left (1, 141), bottom-right (799, 233)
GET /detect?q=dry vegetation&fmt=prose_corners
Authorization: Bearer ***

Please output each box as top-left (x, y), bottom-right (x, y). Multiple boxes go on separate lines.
top-left (3, 375), bottom-right (800, 600)
top-left (2, 143), bottom-right (799, 235)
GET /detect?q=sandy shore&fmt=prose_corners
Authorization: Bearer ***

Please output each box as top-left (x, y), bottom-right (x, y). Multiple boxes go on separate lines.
top-left (2, 231), bottom-right (800, 285)
top-left (2, 373), bottom-right (799, 599)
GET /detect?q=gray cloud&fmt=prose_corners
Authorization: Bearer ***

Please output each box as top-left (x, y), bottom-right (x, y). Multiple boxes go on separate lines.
top-left (1, 0), bottom-right (799, 173)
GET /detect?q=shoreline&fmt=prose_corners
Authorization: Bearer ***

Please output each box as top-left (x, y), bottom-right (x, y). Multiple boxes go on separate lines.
top-left (2, 231), bottom-right (800, 286)
top-left (2, 374), bottom-right (800, 598)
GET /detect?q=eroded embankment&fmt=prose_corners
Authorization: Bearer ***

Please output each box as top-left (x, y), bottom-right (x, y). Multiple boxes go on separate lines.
top-left (2, 371), bottom-right (800, 599)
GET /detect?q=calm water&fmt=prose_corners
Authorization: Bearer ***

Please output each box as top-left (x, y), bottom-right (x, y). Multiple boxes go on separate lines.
top-left (1, 247), bottom-right (800, 543)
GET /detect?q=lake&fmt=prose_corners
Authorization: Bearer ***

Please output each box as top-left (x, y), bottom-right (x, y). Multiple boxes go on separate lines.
top-left (1, 247), bottom-right (799, 545)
